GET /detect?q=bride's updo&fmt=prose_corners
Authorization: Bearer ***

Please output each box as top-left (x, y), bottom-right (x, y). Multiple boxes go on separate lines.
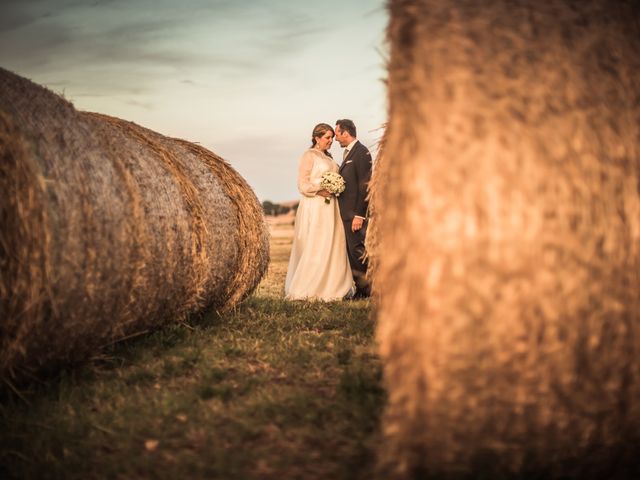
top-left (310, 123), bottom-right (334, 158)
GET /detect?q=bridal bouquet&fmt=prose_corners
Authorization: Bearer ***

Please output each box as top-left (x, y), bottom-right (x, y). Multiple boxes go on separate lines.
top-left (320, 171), bottom-right (346, 204)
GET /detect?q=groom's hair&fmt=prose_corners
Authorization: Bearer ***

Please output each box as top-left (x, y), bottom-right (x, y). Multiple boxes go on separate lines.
top-left (336, 119), bottom-right (356, 137)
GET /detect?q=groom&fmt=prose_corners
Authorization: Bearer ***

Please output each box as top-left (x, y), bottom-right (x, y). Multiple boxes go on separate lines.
top-left (335, 119), bottom-right (372, 298)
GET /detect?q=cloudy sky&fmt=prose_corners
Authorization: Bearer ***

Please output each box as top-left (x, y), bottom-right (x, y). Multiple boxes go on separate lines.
top-left (0, 0), bottom-right (388, 202)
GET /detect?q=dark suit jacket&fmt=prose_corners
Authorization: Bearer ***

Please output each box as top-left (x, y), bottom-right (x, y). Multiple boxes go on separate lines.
top-left (338, 140), bottom-right (372, 221)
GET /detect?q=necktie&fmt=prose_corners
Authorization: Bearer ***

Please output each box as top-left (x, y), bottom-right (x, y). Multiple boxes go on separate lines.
top-left (343, 149), bottom-right (349, 162)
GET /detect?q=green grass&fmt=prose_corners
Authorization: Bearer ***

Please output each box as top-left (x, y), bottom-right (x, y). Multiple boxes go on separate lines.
top-left (0, 290), bottom-right (383, 479)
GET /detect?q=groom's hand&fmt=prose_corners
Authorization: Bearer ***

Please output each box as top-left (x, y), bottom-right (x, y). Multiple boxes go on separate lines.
top-left (352, 216), bottom-right (364, 232)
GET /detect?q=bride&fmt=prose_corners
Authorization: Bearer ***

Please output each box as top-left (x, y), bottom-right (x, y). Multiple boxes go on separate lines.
top-left (285, 123), bottom-right (355, 301)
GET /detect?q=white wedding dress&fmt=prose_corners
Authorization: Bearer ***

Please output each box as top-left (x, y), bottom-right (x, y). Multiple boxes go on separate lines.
top-left (285, 148), bottom-right (355, 301)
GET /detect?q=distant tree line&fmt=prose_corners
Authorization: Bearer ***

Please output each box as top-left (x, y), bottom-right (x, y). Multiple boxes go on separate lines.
top-left (261, 200), bottom-right (298, 216)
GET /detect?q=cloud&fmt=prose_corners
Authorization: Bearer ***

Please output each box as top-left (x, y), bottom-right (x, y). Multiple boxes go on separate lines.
top-left (125, 99), bottom-right (155, 110)
top-left (0, 0), bottom-right (88, 34)
top-left (0, 0), bottom-right (388, 204)
top-left (0, 0), bottom-right (343, 89)
top-left (0, 0), bottom-right (316, 88)
top-left (0, 1), bottom-right (47, 34)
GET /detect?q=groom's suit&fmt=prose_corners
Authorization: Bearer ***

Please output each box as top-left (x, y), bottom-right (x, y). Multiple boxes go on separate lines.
top-left (338, 140), bottom-right (372, 295)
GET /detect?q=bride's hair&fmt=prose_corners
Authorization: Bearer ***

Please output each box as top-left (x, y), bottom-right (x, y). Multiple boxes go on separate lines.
top-left (310, 123), bottom-right (334, 158)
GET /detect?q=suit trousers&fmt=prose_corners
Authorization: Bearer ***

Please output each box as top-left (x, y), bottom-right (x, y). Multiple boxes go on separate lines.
top-left (342, 219), bottom-right (370, 295)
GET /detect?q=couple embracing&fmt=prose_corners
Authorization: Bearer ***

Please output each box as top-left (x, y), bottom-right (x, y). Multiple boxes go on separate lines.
top-left (285, 119), bottom-right (372, 301)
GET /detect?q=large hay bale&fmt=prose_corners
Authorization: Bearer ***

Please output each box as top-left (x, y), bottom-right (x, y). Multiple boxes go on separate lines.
top-left (0, 68), bottom-right (269, 380)
top-left (371, 1), bottom-right (640, 478)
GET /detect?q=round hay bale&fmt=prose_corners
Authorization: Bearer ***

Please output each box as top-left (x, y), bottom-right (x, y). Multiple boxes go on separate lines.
top-left (0, 68), bottom-right (269, 380)
top-left (371, 1), bottom-right (640, 478)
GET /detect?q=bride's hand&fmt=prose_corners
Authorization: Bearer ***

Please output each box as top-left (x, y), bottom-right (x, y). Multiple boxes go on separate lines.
top-left (316, 189), bottom-right (332, 198)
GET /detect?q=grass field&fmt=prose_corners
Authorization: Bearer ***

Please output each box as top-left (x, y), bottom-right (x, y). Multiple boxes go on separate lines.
top-left (0, 221), bottom-right (384, 480)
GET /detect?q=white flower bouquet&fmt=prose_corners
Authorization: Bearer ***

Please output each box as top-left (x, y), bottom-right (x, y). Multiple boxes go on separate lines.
top-left (320, 171), bottom-right (346, 204)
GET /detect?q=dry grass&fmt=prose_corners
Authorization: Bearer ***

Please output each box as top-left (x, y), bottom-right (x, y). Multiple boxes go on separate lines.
top-left (0, 223), bottom-right (382, 480)
top-left (256, 220), bottom-right (295, 297)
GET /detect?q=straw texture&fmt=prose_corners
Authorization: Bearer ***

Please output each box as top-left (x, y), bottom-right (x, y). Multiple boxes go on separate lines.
top-left (370, 1), bottom-right (640, 477)
top-left (0, 68), bottom-right (269, 380)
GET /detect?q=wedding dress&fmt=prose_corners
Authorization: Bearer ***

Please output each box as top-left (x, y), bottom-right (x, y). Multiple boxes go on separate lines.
top-left (285, 148), bottom-right (355, 301)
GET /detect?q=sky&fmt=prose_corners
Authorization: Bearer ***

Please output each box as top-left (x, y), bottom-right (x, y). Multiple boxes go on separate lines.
top-left (0, 0), bottom-right (388, 202)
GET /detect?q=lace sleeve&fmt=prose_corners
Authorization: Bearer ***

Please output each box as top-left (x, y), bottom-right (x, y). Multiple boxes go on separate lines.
top-left (297, 151), bottom-right (321, 197)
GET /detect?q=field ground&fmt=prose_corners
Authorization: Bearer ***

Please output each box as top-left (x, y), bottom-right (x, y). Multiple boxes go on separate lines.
top-left (0, 222), bottom-right (383, 480)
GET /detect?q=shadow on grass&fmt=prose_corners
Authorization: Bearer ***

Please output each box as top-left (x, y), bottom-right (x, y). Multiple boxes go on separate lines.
top-left (0, 295), bottom-right (385, 480)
